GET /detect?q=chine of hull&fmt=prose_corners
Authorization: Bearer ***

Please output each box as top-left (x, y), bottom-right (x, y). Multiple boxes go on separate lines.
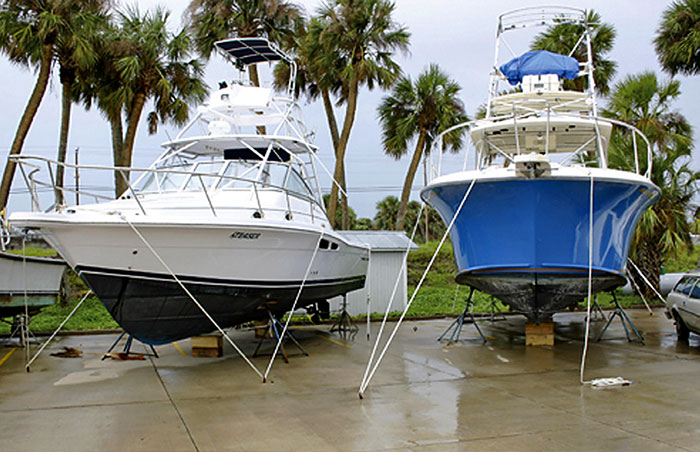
top-left (422, 176), bottom-right (658, 321)
top-left (80, 267), bottom-right (366, 345)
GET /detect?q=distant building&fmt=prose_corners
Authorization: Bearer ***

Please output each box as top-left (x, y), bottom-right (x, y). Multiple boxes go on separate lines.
top-left (330, 231), bottom-right (419, 317)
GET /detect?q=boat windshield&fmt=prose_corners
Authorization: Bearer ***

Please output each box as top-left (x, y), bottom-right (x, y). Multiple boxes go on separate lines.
top-left (135, 159), bottom-right (314, 199)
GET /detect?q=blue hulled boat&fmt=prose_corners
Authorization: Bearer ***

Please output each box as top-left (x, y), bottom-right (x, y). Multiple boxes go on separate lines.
top-left (421, 7), bottom-right (659, 323)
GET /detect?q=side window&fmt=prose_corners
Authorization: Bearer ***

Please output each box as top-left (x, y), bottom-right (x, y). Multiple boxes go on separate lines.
top-left (681, 277), bottom-right (698, 296)
top-left (675, 276), bottom-right (693, 294)
top-left (691, 282), bottom-right (700, 300)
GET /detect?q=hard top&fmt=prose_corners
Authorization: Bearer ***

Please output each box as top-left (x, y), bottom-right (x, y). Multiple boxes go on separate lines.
top-left (215, 37), bottom-right (290, 66)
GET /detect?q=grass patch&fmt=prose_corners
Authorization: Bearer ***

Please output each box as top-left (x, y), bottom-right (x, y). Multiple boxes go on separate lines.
top-left (0, 294), bottom-right (118, 334)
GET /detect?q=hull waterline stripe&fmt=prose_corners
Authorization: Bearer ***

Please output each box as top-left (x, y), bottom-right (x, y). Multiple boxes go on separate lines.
top-left (75, 266), bottom-right (363, 289)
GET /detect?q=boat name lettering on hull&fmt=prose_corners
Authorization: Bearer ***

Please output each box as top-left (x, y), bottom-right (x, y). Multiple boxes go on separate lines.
top-left (230, 232), bottom-right (261, 240)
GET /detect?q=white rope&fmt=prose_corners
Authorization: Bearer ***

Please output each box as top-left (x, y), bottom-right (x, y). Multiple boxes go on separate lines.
top-left (26, 290), bottom-right (93, 371)
top-left (359, 179), bottom-right (476, 397)
top-left (358, 203), bottom-right (425, 394)
top-left (120, 214), bottom-right (264, 380)
top-left (627, 258), bottom-right (666, 305)
top-left (263, 232), bottom-right (324, 381)
top-left (625, 266), bottom-right (653, 315)
top-left (580, 172), bottom-right (594, 384)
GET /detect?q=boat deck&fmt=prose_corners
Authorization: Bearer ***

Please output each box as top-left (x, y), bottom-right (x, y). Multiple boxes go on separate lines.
top-left (1, 308), bottom-right (699, 451)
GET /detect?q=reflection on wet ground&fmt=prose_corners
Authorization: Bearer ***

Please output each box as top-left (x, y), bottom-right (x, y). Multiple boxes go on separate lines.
top-left (1, 308), bottom-right (700, 451)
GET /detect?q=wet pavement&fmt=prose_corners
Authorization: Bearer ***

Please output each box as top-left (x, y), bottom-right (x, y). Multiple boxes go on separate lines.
top-left (1, 308), bottom-right (700, 451)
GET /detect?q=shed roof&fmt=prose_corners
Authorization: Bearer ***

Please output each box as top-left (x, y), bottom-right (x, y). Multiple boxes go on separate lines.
top-left (338, 231), bottom-right (419, 252)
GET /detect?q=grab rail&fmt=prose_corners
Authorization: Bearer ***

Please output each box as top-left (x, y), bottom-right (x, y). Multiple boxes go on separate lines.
top-left (9, 155), bottom-right (327, 224)
top-left (429, 111), bottom-right (653, 182)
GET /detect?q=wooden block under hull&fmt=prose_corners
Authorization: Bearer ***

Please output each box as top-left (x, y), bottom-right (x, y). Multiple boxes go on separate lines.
top-left (526, 322), bottom-right (554, 346)
top-left (191, 335), bottom-right (223, 357)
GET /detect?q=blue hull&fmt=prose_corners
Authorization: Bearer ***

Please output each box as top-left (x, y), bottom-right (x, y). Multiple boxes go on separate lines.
top-left (422, 176), bottom-right (658, 321)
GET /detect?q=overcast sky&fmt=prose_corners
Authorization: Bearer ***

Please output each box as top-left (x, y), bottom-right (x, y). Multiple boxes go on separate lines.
top-left (0, 0), bottom-right (695, 218)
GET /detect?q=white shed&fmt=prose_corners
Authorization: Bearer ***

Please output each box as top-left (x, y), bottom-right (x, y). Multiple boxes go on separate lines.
top-left (330, 231), bottom-right (419, 317)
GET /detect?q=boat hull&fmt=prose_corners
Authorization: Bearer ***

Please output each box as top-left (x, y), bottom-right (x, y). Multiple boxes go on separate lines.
top-left (422, 173), bottom-right (658, 322)
top-left (11, 217), bottom-right (368, 344)
top-left (79, 267), bottom-right (364, 345)
top-left (0, 251), bottom-right (66, 317)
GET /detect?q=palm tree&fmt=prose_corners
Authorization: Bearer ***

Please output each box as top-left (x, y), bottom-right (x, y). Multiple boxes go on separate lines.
top-left (377, 64), bottom-right (467, 230)
top-left (605, 72), bottom-right (698, 294)
top-left (318, 0), bottom-right (410, 229)
top-left (373, 195), bottom-right (400, 231)
top-left (654, 0), bottom-right (700, 76)
top-left (531, 10), bottom-right (617, 95)
top-left (0, 0), bottom-right (107, 210)
top-left (53, 1), bottom-right (110, 205)
top-left (186, 0), bottom-right (303, 87)
top-left (89, 7), bottom-right (207, 196)
top-left (273, 17), bottom-right (349, 223)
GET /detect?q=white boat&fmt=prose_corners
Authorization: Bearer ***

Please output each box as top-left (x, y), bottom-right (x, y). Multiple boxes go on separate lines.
top-left (421, 7), bottom-right (659, 322)
top-left (0, 250), bottom-right (65, 318)
top-left (9, 38), bottom-right (369, 344)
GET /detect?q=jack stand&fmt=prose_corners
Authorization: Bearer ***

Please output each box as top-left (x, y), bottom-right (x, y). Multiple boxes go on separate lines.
top-left (438, 288), bottom-right (487, 344)
top-left (596, 292), bottom-right (644, 344)
top-left (102, 331), bottom-right (159, 360)
top-left (253, 311), bottom-right (308, 363)
top-left (7, 314), bottom-right (33, 347)
top-left (330, 295), bottom-right (358, 338)
top-left (585, 295), bottom-right (606, 322)
top-left (488, 296), bottom-right (506, 322)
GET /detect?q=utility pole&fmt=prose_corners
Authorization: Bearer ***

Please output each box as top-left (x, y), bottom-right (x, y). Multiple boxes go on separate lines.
top-left (74, 147), bottom-right (80, 206)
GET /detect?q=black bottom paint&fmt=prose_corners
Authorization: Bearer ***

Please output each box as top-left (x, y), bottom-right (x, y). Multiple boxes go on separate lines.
top-left (78, 267), bottom-right (365, 345)
top-left (457, 270), bottom-right (625, 324)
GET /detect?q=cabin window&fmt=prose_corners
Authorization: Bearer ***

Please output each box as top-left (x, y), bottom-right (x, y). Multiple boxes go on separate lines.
top-left (184, 161), bottom-right (225, 191)
top-left (319, 239), bottom-right (330, 249)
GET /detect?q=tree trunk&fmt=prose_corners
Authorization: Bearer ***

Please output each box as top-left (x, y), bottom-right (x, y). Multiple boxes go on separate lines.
top-left (55, 78), bottom-right (73, 206)
top-left (631, 238), bottom-right (662, 298)
top-left (396, 129), bottom-right (427, 230)
top-left (320, 88), bottom-right (350, 228)
top-left (423, 156), bottom-right (429, 242)
top-left (327, 74), bottom-right (359, 227)
top-left (116, 92), bottom-right (146, 197)
top-left (110, 114), bottom-right (124, 198)
top-left (0, 43), bottom-right (53, 211)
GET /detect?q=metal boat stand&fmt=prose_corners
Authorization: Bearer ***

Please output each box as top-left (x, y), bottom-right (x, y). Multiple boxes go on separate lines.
top-left (253, 311), bottom-right (308, 363)
top-left (584, 295), bottom-right (607, 322)
top-left (4, 314), bottom-right (33, 347)
top-left (330, 295), bottom-right (358, 338)
top-left (101, 331), bottom-right (159, 360)
top-left (488, 296), bottom-right (506, 322)
top-left (596, 292), bottom-right (644, 344)
top-left (438, 288), bottom-right (487, 344)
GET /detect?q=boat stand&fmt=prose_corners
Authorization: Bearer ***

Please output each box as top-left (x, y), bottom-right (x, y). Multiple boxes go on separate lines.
top-left (4, 314), bottom-right (33, 347)
top-left (585, 295), bottom-right (607, 322)
top-left (253, 311), bottom-right (308, 363)
top-left (488, 296), bottom-right (506, 322)
top-left (330, 295), bottom-right (358, 338)
top-left (438, 288), bottom-right (487, 344)
top-left (101, 331), bottom-right (159, 360)
top-left (596, 292), bottom-right (644, 344)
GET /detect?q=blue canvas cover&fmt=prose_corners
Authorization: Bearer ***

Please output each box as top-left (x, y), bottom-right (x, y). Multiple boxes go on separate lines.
top-left (500, 50), bottom-right (580, 85)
